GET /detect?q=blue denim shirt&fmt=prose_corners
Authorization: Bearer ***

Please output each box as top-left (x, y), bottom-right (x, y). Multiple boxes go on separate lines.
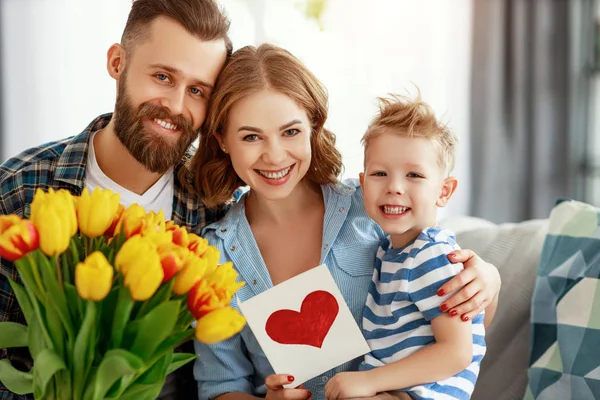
top-left (194, 180), bottom-right (385, 400)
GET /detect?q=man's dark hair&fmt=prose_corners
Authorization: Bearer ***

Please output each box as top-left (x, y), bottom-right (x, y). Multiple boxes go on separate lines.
top-left (122, 0), bottom-right (233, 56)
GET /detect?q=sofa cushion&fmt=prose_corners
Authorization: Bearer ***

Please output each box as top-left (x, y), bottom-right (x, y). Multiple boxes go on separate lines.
top-left (442, 215), bottom-right (548, 400)
top-left (524, 200), bottom-right (600, 400)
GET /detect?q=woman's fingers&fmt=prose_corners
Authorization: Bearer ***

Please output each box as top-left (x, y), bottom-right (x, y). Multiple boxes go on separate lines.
top-left (265, 375), bottom-right (312, 400)
top-left (438, 254), bottom-right (478, 297)
top-left (440, 277), bottom-right (479, 312)
top-left (265, 374), bottom-right (295, 390)
top-left (447, 291), bottom-right (488, 320)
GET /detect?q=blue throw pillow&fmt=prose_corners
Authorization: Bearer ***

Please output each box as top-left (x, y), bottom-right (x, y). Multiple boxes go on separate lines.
top-left (524, 200), bottom-right (600, 399)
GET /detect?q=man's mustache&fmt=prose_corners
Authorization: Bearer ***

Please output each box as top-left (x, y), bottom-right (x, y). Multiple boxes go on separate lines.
top-left (137, 102), bottom-right (194, 136)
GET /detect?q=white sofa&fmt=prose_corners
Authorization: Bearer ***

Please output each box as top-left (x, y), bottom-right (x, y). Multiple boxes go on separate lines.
top-left (441, 216), bottom-right (549, 400)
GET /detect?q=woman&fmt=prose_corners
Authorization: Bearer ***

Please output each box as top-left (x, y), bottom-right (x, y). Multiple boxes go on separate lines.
top-left (192, 44), bottom-right (500, 400)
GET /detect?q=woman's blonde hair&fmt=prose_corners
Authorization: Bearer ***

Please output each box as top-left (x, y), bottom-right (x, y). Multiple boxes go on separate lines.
top-left (191, 43), bottom-right (342, 207)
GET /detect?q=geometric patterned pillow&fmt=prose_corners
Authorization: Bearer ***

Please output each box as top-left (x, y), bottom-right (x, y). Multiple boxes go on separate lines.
top-left (524, 200), bottom-right (600, 400)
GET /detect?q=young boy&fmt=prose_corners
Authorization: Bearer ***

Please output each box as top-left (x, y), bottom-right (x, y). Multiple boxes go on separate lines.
top-left (325, 95), bottom-right (486, 400)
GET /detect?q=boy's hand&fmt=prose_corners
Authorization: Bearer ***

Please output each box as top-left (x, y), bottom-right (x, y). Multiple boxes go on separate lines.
top-left (324, 371), bottom-right (376, 399)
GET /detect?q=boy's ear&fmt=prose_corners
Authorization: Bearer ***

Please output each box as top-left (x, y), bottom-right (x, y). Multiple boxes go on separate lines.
top-left (359, 172), bottom-right (365, 187)
top-left (436, 176), bottom-right (458, 207)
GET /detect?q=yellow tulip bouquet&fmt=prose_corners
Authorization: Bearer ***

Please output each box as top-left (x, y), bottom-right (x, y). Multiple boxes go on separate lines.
top-left (0, 188), bottom-right (246, 399)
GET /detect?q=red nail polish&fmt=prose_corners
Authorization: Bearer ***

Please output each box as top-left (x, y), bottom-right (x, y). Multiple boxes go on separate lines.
top-left (288, 375), bottom-right (295, 382)
top-left (462, 315), bottom-right (469, 322)
top-left (440, 303), bottom-right (448, 312)
top-left (450, 310), bottom-right (458, 317)
top-left (437, 288), bottom-right (445, 296)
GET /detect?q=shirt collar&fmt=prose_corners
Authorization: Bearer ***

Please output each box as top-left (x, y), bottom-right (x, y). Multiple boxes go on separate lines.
top-left (53, 113), bottom-right (112, 190)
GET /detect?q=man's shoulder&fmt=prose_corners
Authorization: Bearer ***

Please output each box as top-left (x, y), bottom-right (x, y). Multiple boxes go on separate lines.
top-left (1, 137), bottom-right (71, 176)
top-left (0, 136), bottom-right (82, 214)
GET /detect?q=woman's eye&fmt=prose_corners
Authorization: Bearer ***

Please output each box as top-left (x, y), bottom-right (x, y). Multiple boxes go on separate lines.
top-left (243, 134), bottom-right (259, 142)
top-left (190, 87), bottom-right (203, 97)
top-left (283, 128), bottom-right (300, 137)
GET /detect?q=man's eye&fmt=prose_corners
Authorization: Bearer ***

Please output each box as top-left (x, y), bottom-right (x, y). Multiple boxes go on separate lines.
top-left (283, 128), bottom-right (299, 137)
top-left (243, 134), bottom-right (259, 142)
top-left (156, 73), bottom-right (169, 82)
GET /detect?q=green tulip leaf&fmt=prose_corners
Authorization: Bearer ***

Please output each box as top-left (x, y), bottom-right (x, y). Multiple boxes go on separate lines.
top-left (110, 285), bottom-right (134, 349)
top-left (32, 348), bottom-right (67, 399)
top-left (0, 322), bottom-right (28, 348)
top-left (130, 301), bottom-right (179, 361)
top-left (7, 279), bottom-right (34, 324)
top-left (36, 252), bottom-right (74, 340)
top-left (73, 300), bottom-right (97, 400)
top-left (93, 349), bottom-right (144, 400)
top-left (135, 352), bottom-right (172, 385)
top-left (28, 312), bottom-right (50, 361)
top-left (167, 352), bottom-right (197, 375)
top-left (114, 382), bottom-right (164, 400)
top-left (0, 359), bottom-right (33, 395)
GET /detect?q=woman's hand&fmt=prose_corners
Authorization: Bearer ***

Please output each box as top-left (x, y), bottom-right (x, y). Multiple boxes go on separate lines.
top-left (265, 374), bottom-right (312, 400)
top-left (437, 249), bottom-right (501, 323)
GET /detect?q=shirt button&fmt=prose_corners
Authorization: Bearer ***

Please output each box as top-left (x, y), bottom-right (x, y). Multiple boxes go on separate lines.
top-left (221, 227), bottom-right (227, 232)
top-left (321, 376), bottom-right (329, 383)
top-left (339, 207), bottom-right (345, 212)
top-left (252, 279), bottom-right (257, 285)
top-left (230, 245), bottom-right (236, 251)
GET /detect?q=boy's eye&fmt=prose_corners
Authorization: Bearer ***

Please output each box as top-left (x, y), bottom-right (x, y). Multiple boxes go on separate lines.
top-left (283, 128), bottom-right (300, 137)
top-left (407, 172), bottom-right (423, 178)
top-left (243, 134), bottom-right (259, 142)
top-left (371, 171), bottom-right (387, 177)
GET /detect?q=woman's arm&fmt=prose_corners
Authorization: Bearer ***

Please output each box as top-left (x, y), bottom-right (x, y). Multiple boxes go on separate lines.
top-left (438, 249), bottom-right (501, 326)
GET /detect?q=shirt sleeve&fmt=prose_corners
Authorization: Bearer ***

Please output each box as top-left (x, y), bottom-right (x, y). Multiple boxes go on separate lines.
top-left (407, 240), bottom-right (464, 321)
top-left (194, 329), bottom-right (256, 399)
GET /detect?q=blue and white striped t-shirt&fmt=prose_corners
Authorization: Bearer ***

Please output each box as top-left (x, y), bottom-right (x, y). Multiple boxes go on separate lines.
top-left (360, 227), bottom-right (486, 400)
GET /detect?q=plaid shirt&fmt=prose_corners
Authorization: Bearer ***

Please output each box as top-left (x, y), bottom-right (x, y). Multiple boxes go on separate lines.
top-left (0, 113), bottom-right (227, 399)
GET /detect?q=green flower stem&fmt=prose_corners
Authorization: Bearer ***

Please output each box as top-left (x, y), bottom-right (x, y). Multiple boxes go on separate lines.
top-left (52, 256), bottom-right (63, 290)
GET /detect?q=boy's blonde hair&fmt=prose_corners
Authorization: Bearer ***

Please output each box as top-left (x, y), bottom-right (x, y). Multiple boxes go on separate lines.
top-left (362, 94), bottom-right (458, 174)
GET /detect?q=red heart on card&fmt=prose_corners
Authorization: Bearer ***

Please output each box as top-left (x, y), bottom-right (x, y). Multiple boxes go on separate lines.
top-left (265, 290), bottom-right (339, 348)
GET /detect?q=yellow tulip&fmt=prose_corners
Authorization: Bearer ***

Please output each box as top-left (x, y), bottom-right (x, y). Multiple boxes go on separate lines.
top-left (205, 262), bottom-right (245, 295)
top-left (195, 307), bottom-right (246, 344)
top-left (104, 204), bottom-right (125, 238)
top-left (186, 261), bottom-right (245, 318)
top-left (77, 187), bottom-right (121, 238)
top-left (30, 188), bottom-right (77, 256)
top-left (0, 216), bottom-right (39, 261)
top-left (157, 242), bottom-right (189, 282)
top-left (172, 252), bottom-right (208, 295)
top-left (123, 257), bottom-right (164, 301)
top-left (114, 235), bottom-right (157, 276)
top-left (187, 234), bottom-right (209, 257)
top-left (142, 210), bottom-right (166, 235)
top-left (114, 235), bottom-right (163, 300)
top-left (75, 251), bottom-right (113, 301)
top-left (187, 279), bottom-right (230, 319)
top-left (166, 222), bottom-right (190, 248)
top-left (114, 204), bottom-right (146, 239)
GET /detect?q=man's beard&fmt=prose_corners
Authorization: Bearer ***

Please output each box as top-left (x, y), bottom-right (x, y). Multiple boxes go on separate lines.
top-left (113, 76), bottom-right (198, 174)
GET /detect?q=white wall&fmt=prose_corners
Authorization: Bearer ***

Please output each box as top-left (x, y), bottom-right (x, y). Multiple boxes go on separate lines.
top-left (1, 0), bottom-right (130, 160)
top-left (1, 0), bottom-right (473, 217)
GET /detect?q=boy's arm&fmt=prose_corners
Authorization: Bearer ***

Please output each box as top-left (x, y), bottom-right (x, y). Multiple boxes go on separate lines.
top-left (366, 312), bottom-right (473, 392)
